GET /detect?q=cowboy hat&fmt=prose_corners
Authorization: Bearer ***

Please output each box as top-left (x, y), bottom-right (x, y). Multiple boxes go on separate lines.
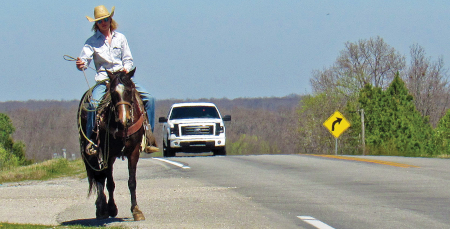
top-left (86, 5), bottom-right (115, 22)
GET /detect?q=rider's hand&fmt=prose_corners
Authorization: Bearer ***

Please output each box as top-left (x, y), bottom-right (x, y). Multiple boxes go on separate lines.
top-left (76, 57), bottom-right (85, 70)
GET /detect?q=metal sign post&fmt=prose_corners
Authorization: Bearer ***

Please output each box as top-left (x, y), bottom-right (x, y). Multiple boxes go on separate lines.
top-left (335, 138), bottom-right (338, 155)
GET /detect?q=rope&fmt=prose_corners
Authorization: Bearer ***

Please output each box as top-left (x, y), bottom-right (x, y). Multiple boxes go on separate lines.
top-left (77, 82), bottom-right (112, 172)
top-left (63, 55), bottom-right (96, 88)
top-left (66, 54), bottom-right (114, 171)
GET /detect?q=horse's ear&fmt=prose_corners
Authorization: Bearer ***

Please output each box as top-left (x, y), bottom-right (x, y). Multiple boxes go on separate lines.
top-left (107, 70), bottom-right (116, 81)
top-left (128, 67), bottom-right (136, 78)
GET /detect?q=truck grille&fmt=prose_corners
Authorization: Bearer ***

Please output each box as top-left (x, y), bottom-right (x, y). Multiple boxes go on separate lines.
top-left (181, 125), bottom-right (213, 136)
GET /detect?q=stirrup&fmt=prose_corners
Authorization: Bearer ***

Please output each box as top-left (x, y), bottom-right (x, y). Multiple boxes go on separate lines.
top-left (86, 142), bottom-right (98, 156)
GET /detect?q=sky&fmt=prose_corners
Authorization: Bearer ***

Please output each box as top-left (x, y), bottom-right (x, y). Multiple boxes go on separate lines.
top-left (1, 0), bottom-right (450, 101)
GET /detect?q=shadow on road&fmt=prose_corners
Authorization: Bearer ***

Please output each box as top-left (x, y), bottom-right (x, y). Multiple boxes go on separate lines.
top-left (61, 217), bottom-right (130, 227)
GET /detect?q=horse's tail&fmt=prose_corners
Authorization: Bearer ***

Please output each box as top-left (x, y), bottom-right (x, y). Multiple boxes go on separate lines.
top-left (85, 164), bottom-right (99, 196)
top-left (87, 173), bottom-right (97, 197)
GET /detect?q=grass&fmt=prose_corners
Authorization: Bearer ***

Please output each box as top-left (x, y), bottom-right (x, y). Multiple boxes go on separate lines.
top-left (0, 152), bottom-right (159, 184)
top-left (0, 158), bottom-right (86, 184)
top-left (0, 222), bottom-right (125, 228)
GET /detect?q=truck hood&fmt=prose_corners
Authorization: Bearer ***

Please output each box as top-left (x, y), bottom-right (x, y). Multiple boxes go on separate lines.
top-left (168, 118), bottom-right (223, 125)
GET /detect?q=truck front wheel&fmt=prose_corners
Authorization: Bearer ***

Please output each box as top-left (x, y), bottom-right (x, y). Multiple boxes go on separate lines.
top-left (163, 139), bottom-right (176, 157)
top-left (213, 147), bottom-right (226, 156)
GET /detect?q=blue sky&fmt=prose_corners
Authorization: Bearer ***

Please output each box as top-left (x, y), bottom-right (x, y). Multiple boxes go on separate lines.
top-left (1, 0), bottom-right (449, 101)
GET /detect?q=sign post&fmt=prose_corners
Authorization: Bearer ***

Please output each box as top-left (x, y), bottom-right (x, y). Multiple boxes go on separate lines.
top-left (323, 110), bottom-right (351, 155)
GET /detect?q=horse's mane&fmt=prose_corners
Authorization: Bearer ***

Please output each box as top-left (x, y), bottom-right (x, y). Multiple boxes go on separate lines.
top-left (97, 92), bottom-right (111, 115)
top-left (112, 73), bottom-right (134, 89)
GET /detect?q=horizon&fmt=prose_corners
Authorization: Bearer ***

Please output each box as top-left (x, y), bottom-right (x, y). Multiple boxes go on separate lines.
top-left (0, 93), bottom-right (305, 103)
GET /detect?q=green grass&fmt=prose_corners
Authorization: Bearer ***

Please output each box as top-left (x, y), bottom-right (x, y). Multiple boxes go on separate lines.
top-left (0, 222), bottom-right (125, 228)
top-left (0, 152), bottom-right (158, 184)
top-left (0, 158), bottom-right (86, 184)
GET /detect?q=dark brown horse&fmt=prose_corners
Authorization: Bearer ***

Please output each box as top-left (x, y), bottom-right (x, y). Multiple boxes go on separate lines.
top-left (78, 68), bottom-right (147, 221)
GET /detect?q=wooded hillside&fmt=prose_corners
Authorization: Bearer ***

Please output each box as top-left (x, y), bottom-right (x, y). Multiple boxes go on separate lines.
top-left (0, 95), bottom-right (303, 162)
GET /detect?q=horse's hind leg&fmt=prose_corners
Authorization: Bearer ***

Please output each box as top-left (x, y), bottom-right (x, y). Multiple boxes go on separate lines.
top-left (128, 152), bottom-right (145, 221)
top-left (106, 163), bottom-right (118, 218)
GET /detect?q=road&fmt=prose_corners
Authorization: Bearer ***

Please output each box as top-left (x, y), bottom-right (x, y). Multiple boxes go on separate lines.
top-left (1, 154), bottom-right (450, 228)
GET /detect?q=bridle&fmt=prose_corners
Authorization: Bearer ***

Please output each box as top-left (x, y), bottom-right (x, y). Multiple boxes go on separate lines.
top-left (115, 101), bottom-right (133, 110)
top-left (110, 75), bottom-right (136, 126)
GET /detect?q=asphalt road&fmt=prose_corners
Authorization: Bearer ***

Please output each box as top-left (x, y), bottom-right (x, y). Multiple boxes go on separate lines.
top-left (1, 154), bottom-right (450, 228)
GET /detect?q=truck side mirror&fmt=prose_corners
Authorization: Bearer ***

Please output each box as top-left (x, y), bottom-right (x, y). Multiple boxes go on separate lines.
top-left (158, 117), bottom-right (168, 123)
top-left (222, 115), bottom-right (231, 121)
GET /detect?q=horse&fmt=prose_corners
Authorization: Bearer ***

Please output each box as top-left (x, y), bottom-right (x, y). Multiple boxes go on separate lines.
top-left (77, 68), bottom-right (148, 221)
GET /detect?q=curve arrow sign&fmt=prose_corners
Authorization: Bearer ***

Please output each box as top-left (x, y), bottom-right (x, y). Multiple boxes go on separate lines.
top-left (331, 118), bottom-right (342, 131)
top-left (323, 111), bottom-right (350, 138)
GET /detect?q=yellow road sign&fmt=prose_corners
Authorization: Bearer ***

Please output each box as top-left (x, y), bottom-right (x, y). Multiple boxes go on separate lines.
top-left (323, 110), bottom-right (351, 138)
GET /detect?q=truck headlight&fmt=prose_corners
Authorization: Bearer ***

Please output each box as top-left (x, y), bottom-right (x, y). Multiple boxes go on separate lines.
top-left (215, 123), bottom-right (224, 135)
top-left (170, 124), bottom-right (179, 137)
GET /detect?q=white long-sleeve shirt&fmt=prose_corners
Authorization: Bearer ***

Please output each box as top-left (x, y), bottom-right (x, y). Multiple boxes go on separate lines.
top-left (79, 30), bottom-right (133, 82)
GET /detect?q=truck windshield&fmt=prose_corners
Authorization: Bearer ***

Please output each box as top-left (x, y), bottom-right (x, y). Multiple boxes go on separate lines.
top-left (170, 106), bottom-right (220, 120)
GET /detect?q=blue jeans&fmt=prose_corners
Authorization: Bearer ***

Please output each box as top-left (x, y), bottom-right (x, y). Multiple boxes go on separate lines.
top-left (86, 79), bottom-right (155, 139)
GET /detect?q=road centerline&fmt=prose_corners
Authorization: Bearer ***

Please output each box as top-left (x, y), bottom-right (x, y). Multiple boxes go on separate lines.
top-left (297, 216), bottom-right (335, 229)
top-left (310, 155), bottom-right (419, 168)
top-left (153, 158), bottom-right (191, 169)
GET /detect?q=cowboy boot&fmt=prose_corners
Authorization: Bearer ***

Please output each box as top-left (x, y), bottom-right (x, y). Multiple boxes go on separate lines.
top-left (144, 124), bottom-right (159, 153)
top-left (86, 141), bottom-right (98, 156)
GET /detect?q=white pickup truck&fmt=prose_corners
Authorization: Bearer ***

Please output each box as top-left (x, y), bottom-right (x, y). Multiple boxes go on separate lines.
top-left (158, 102), bottom-right (231, 157)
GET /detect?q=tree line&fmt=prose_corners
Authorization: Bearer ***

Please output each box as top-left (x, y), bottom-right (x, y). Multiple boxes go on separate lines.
top-left (0, 95), bottom-right (303, 166)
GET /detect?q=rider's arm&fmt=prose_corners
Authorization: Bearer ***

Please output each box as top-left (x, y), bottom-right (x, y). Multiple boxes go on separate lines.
top-left (77, 44), bottom-right (94, 71)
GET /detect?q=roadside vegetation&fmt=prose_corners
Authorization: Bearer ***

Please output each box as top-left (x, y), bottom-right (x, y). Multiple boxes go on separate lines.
top-left (0, 222), bottom-right (125, 229)
top-left (0, 158), bottom-right (85, 184)
top-left (301, 36), bottom-right (450, 157)
top-left (0, 113), bottom-right (31, 169)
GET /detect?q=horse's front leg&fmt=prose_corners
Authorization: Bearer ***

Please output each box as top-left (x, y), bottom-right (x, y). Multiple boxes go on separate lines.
top-left (106, 160), bottom-right (118, 218)
top-left (95, 176), bottom-right (109, 220)
top-left (128, 150), bottom-right (145, 221)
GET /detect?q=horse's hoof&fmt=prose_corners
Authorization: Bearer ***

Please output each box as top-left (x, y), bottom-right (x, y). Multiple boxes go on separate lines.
top-left (133, 213), bottom-right (146, 221)
top-left (108, 202), bottom-right (118, 218)
top-left (132, 205), bottom-right (145, 221)
top-left (96, 198), bottom-right (109, 220)
top-left (96, 212), bottom-right (109, 220)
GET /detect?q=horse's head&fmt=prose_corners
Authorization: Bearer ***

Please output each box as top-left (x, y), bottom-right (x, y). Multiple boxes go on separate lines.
top-left (107, 68), bottom-right (137, 128)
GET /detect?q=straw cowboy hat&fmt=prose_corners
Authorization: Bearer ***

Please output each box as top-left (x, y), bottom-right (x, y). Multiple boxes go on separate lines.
top-left (86, 5), bottom-right (115, 22)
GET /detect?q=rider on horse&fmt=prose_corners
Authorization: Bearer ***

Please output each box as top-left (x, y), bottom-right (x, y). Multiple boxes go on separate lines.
top-left (76, 5), bottom-right (158, 154)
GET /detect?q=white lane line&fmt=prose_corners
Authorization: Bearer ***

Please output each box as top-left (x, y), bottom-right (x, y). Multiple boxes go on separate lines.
top-left (153, 158), bottom-right (190, 169)
top-left (297, 216), bottom-right (335, 229)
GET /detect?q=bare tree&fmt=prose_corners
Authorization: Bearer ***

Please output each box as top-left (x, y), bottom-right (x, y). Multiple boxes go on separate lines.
top-left (405, 44), bottom-right (450, 126)
top-left (311, 36), bottom-right (406, 97)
